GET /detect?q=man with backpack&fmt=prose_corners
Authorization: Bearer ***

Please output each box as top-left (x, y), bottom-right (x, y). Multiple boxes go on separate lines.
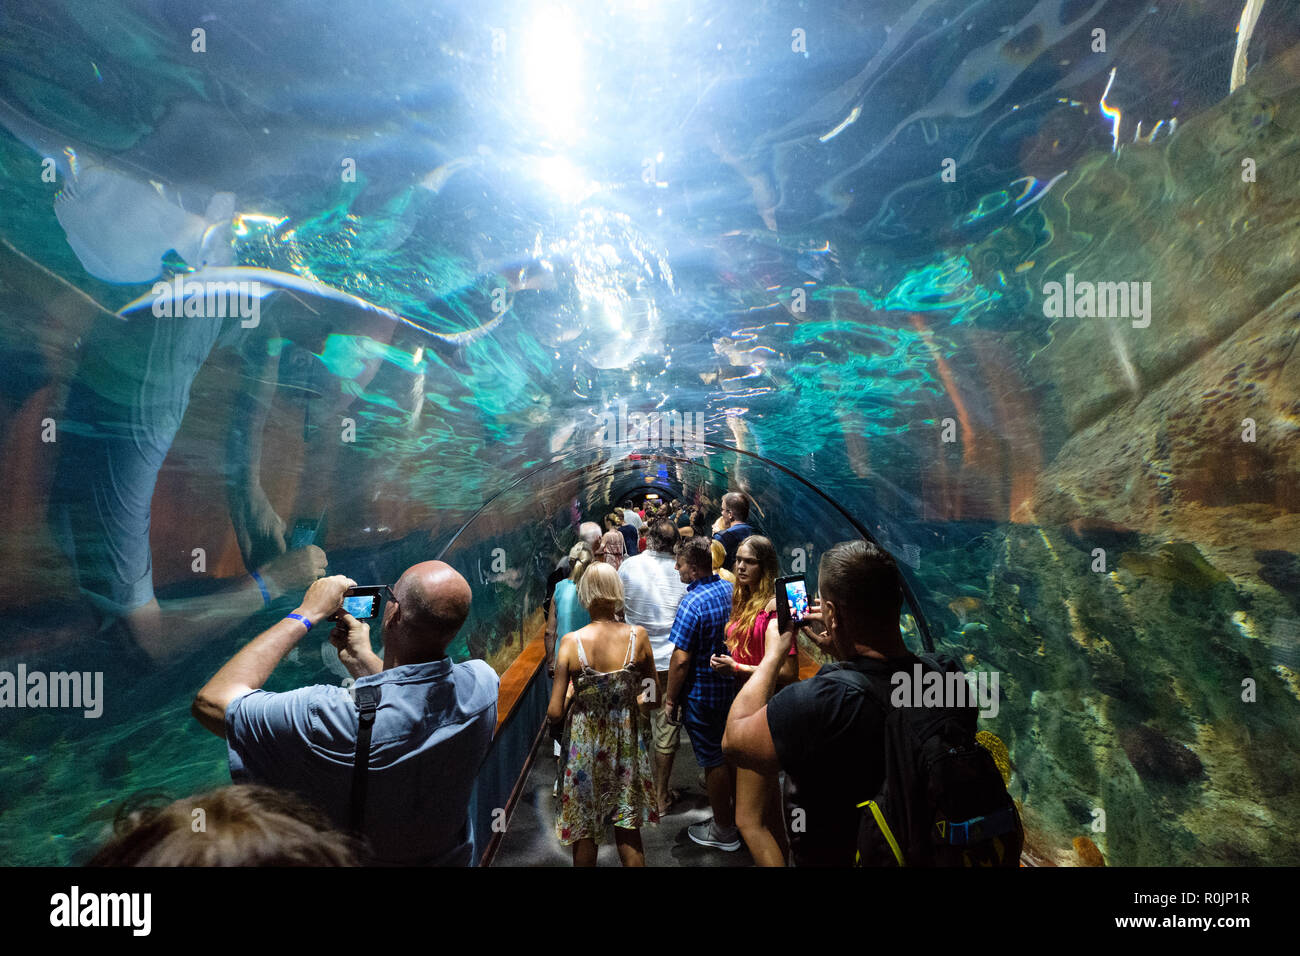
top-left (722, 539), bottom-right (1020, 866)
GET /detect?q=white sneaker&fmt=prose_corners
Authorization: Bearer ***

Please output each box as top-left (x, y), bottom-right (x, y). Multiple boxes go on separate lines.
top-left (688, 819), bottom-right (742, 851)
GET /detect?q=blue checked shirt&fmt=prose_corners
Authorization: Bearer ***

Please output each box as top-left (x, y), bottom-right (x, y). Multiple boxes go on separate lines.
top-left (669, 574), bottom-right (736, 707)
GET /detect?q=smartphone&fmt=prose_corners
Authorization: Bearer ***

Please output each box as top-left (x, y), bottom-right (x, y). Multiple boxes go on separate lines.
top-left (337, 586), bottom-right (386, 621)
top-left (289, 508), bottom-right (327, 549)
top-left (775, 575), bottom-right (809, 634)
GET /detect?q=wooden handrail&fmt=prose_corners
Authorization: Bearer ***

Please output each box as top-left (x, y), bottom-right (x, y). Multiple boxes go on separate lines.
top-left (493, 626), bottom-right (548, 737)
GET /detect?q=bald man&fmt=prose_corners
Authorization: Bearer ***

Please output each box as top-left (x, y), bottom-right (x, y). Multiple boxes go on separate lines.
top-left (193, 562), bottom-right (499, 865)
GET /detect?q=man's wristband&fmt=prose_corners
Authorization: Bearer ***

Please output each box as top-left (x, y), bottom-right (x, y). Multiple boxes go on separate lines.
top-left (250, 570), bottom-right (271, 606)
top-left (285, 612), bottom-right (314, 631)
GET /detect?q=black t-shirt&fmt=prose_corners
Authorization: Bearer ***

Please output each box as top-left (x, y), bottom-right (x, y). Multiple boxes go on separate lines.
top-left (766, 653), bottom-right (922, 867)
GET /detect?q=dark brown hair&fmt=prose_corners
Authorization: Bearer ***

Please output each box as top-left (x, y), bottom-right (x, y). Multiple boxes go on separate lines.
top-left (677, 535), bottom-right (714, 573)
top-left (818, 540), bottom-right (903, 634)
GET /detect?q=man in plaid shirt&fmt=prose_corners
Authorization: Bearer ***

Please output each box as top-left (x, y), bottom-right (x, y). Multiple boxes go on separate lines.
top-left (664, 535), bottom-right (740, 851)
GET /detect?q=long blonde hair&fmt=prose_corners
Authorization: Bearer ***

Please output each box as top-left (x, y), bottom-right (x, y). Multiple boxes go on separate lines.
top-left (726, 535), bottom-right (778, 661)
top-left (568, 543), bottom-right (594, 585)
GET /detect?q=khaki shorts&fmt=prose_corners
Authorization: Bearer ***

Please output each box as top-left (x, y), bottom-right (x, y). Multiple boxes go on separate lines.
top-left (650, 670), bottom-right (681, 755)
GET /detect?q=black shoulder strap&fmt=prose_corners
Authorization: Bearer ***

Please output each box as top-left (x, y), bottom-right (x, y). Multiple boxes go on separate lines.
top-left (349, 684), bottom-right (382, 832)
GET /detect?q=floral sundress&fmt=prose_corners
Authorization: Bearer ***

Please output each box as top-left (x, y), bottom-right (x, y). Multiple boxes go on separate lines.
top-left (556, 628), bottom-right (659, 845)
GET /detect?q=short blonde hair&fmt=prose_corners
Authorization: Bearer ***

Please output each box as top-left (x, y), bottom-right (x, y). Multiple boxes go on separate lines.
top-left (577, 561), bottom-right (624, 614)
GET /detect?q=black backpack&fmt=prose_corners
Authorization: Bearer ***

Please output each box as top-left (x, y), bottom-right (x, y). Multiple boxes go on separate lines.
top-left (823, 654), bottom-right (1022, 867)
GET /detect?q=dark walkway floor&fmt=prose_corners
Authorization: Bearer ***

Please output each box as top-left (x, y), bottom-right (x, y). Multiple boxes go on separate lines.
top-left (493, 723), bottom-right (756, 867)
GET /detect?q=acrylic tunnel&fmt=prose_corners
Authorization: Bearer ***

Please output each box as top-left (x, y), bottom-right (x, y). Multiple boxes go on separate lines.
top-left (0, 0), bottom-right (1298, 874)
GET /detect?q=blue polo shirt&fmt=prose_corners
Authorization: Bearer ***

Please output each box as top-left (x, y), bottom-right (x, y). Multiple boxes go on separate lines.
top-left (226, 657), bottom-right (498, 866)
top-left (669, 574), bottom-right (736, 708)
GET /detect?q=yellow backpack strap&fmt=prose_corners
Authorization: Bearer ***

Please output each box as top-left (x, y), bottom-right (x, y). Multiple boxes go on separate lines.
top-left (857, 799), bottom-right (906, 867)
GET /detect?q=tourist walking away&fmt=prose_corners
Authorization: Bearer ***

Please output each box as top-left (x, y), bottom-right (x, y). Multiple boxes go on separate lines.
top-left (548, 562), bottom-right (659, 866)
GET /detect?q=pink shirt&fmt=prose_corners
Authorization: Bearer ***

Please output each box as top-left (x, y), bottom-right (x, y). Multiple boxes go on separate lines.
top-left (727, 609), bottom-right (797, 666)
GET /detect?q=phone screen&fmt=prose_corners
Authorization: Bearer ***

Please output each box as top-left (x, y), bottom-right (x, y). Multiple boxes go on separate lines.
top-left (785, 578), bottom-right (809, 623)
top-left (775, 575), bottom-right (807, 633)
top-left (342, 594), bottom-right (379, 619)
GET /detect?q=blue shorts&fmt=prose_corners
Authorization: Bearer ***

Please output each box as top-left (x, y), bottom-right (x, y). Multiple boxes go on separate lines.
top-left (682, 699), bottom-right (730, 769)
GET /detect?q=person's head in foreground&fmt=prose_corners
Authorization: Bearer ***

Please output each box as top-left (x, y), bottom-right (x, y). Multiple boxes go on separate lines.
top-left (88, 784), bottom-right (364, 866)
top-left (817, 539), bottom-right (905, 658)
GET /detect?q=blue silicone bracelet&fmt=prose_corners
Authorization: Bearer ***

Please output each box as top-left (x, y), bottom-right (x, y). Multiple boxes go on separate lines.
top-left (285, 612), bottom-right (314, 631)
top-left (250, 570), bottom-right (271, 606)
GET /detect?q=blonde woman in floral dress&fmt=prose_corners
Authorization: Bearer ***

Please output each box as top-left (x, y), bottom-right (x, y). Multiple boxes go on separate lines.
top-left (547, 562), bottom-right (659, 865)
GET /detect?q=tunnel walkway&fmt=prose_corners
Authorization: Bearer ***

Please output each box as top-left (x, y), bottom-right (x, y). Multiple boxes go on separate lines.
top-left (451, 440), bottom-right (939, 866)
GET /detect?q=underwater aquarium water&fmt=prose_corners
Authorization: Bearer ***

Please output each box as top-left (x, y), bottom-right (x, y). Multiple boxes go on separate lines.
top-left (0, 0), bottom-right (1298, 868)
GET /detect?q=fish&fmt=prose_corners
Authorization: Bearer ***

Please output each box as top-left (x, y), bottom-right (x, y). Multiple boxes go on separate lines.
top-left (949, 596), bottom-right (983, 625)
top-left (1118, 543), bottom-right (1229, 590)
top-left (0, 95), bottom-right (236, 283)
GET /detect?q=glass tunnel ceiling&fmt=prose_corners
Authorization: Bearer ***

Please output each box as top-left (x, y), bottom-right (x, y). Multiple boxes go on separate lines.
top-left (3, 0), bottom-right (1300, 515)
top-left (0, 0), bottom-right (1297, 868)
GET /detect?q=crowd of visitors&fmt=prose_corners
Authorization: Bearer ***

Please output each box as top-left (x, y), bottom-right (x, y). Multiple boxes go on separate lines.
top-left (89, 490), bottom-right (1013, 870)
top-left (545, 492), bottom-right (1019, 868)
top-left (547, 493), bottom-right (791, 861)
